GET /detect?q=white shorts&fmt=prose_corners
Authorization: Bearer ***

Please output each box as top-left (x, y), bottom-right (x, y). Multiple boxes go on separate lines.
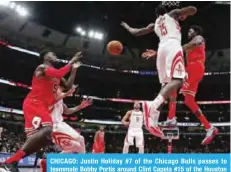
top-left (52, 122), bottom-right (80, 150)
top-left (124, 128), bottom-right (144, 147)
top-left (157, 39), bottom-right (185, 84)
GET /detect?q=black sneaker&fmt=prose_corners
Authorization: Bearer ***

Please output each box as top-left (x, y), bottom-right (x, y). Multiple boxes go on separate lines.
top-left (0, 162), bottom-right (20, 172)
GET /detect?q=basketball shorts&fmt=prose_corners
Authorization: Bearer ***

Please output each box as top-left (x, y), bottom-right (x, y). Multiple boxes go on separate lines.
top-left (92, 143), bottom-right (105, 153)
top-left (180, 62), bottom-right (205, 96)
top-left (52, 122), bottom-right (81, 151)
top-left (124, 128), bottom-right (144, 147)
top-left (23, 98), bottom-right (53, 137)
top-left (157, 39), bottom-right (185, 84)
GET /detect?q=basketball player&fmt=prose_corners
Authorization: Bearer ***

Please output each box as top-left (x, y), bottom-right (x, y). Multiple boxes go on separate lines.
top-left (39, 88), bottom-right (92, 172)
top-left (166, 26), bottom-right (218, 145)
top-left (1, 50), bottom-right (82, 172)
top-left (52, 88), bottom-right (92, 153)
top-left (121, 5), bottom-right (197, 137)
top-left (122, 102), bottom-right (144, 153)
top-left (92, 126), bottom-right (105, 153)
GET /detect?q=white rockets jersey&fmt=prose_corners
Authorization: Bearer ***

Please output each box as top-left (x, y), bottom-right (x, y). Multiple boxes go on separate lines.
top-left (154, 14), bottom-right (181, 44)
top-left (129, 110), bottom-right (143, 129)
top-left (51, 99), bottom-right (64, 124)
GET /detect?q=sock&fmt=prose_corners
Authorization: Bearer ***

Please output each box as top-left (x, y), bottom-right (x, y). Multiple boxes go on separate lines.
top-left (4, 149), bottom-right (26, 164)
top-left (138, 146), bottom-right (144, 153)
top-left (122, 145), bottom-right (129, 153)
top-left (185, 95), bottom-right (211, 129)
top-left (196, 113), bottom-right (211, 130)
top-left (39, 159), bottom-right (47, 172)
top-left (152, 94), bottom-right (165, 110)
top-left (168, 91), bottom-right (177, 120)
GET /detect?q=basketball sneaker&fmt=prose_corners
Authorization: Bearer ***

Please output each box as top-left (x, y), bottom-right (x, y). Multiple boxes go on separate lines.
top-left (201, 127), bottom-right (219, 145)
top-left (142, 101), bottom-right (164, 138)
top-left (0, 162), bottom-right (19, 172)
top-left (161, 117), bottom-right (178, 127)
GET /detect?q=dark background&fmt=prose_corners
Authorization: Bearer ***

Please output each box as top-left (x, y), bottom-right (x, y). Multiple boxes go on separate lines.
top-left (0, 1), bottom-right (230, 153)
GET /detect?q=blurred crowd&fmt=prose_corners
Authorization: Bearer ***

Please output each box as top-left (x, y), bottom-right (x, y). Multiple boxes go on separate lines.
top-left (0, 124), bottom-right (230, 154)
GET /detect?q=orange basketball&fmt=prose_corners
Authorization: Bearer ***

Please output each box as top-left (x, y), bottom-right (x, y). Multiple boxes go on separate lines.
top-left (107, 41), bottom-right (123, 55)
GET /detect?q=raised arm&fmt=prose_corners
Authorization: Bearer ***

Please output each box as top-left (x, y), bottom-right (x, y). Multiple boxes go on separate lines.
top-left (63, 99), bottom-right (93, 115)
top-left (35, 52), bottom-right (83, 78)
top-left (169, 6), bottom-right (197, 20)
top-left (121, 22), bottom-right (154, 36)
top-left (183, 35), bottom-right (204, 52)
top-left (60, 62), bottom-right (81, 90)
top-left (121, 110), bottom-right (132, 126)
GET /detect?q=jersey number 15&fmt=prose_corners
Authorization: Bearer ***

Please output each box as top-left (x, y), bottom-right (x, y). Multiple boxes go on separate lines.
top-left (159, 23), bottom-right (167, 36)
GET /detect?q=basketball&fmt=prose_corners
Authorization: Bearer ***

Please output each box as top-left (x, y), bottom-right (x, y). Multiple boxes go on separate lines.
top-left (107, 41), bottom-right (123, 55)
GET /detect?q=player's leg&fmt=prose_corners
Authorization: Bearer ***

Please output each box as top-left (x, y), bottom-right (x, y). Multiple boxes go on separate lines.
top-left (52, 122), bottom-right (84, 153)
top-left (2, 103), bottom-right (53, 168)
top-left (144, 44), bottom-right (184, 137)
top-left (39, 159), bottom-right (46, 172)
top-left (184, 92), bottom-right (218, 145)
top-left (123, 130), bottom-right (134, 153)
top-left (181, 63), bottom-right (218, 145)
top-left (135, 130), bottom-right (144, 153)
top-left (162, 88), bottom-right (178, 127)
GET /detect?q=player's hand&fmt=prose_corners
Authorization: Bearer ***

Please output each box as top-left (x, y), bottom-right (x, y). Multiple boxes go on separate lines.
top-left (60, 85), bottom-right (78, 99)
top-left (179, 15), bottom-right (187, 21)
top-left (70, 52), bottom-right (83, 64)
top-left (123, 122), bottom-right (130, 127)
top-left (121, 21), bottom-right (130, 29)
top-left (66, 85), bottom-right (78, 97)
top-left (80, 98), bottom-right (93, 109)
top-left (73, 62), bottom-right (82, 69)
top-left (142, 49), bottom-right (157, 59)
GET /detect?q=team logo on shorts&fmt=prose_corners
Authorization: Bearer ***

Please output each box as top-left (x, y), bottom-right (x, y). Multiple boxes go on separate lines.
top-left (52, 132), bottom-right (76, 150)
top-left (174, 62), bottom-right (185, 78)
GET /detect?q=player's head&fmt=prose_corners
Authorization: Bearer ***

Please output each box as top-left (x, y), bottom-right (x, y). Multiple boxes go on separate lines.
top-left (155, 4), bottom-right (167, 17)
top-left (133, 101), bottom-right (141, 110)
top-left (39, 49), bottom-right (58, 64)
top-left (99, 126), bottom-right (104, 131)
top-left (188, 25), bottom-right (203, 40)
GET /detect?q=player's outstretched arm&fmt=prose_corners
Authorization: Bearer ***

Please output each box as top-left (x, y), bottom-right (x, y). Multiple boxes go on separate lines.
top-left (63, 98), bottom-right (93, 115)
top-left (61, 62), bottom-right (82, 90)
top-left (55, 85), bottom-right (77, 102)
top-left (121, 110), bottom-right (132, 126)
top-left (142, 49), bottom-right (157, 59)
top-left (121, 22), bottom-right (154, 36)
top-left (36, 52), bottom-right (82, 79)
top-left (183, 35), bottom-right (204, 51)
top-left (169, 6), bottom-right (197, 20)
top-left (35, 64), bottom-right (71, 78)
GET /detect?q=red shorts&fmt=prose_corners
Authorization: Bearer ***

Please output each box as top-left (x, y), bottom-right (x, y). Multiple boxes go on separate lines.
top-left (23, 98), bottom-right (53, 136)
top-left (92, 143), bottom-right (105, 153)
top-left (180, 62), bottom-right (205, 96)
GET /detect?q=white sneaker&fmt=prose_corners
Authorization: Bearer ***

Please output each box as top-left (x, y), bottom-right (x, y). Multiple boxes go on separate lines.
top-left (161, 117), bottom-right (177, 127)
top-left (201, 127), bottom-right (219, 145)
top-left (142, 101), bottom-right (163, 138)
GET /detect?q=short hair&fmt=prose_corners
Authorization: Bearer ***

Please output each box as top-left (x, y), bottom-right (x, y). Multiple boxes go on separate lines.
top-left (155, 4), bottom-right (167, 16)
top-left (190, 25), bottom-right (203, 35)
top-left (39, 49), bottom-right (51, 61)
